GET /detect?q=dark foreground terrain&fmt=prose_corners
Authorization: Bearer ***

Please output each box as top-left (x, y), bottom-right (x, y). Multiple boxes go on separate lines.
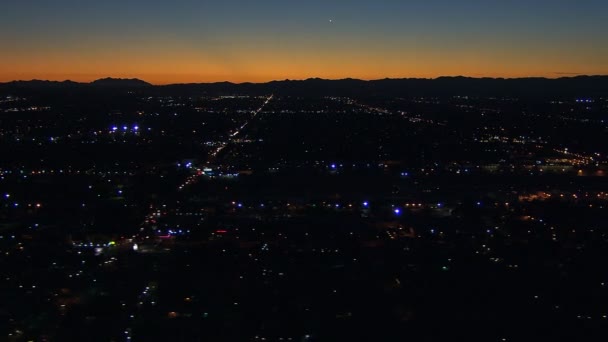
top-left (1, 78), bottom-right (608, 341)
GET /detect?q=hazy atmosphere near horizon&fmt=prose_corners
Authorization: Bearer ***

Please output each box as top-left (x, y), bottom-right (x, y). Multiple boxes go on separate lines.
top-left (1, 0), bottom-right (608, 83)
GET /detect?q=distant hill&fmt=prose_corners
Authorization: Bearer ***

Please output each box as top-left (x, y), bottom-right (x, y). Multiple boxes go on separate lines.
top-left (157, 76), bottom-right (608, 98)
top-left (0, 77), bottom-right (151, 88)
top-left (90, 77), bottom-right (151, 87)
top-left (1, 76), bottom-right (608, 98)
top-left (3, 79), bottom-right (81, 88)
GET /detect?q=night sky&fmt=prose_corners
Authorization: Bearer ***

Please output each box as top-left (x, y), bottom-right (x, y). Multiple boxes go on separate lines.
top-left (1, 0), bottom-right (607, 83)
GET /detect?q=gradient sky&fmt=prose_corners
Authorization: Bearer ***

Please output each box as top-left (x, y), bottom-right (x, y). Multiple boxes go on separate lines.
top-left (1, 0), bottom-right (607, 84)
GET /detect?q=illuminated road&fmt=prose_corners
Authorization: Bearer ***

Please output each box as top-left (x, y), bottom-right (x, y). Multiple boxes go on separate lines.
top-left (230, 94), bottom-right (274, 138)
top-left (335, 97), bottom-right (446, 126)
top-left (140, 94), bottom-right (275, 237)
top-left (207, 94), bottom-right (273, 162)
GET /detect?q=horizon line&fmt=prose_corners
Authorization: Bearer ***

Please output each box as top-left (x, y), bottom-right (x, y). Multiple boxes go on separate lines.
top-left (2, 74), bottom-right (608, 86)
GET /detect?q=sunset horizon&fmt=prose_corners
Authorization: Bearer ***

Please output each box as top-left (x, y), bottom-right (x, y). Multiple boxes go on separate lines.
top-left (3, 1), bottom-right (607, 85)
top-left (3, 72), bottom-right (608, 86)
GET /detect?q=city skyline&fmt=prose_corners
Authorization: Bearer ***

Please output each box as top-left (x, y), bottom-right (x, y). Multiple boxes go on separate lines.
top-left (2, 0), bottom-right (608, 84)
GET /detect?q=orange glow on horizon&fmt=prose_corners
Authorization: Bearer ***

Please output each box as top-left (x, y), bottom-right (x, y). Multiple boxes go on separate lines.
top-left (1, 45), bottom-right (605, 85)
top-left (2, 1), bottom-right (607, 85)
top-left (1, 69), bottom-right (602, 85)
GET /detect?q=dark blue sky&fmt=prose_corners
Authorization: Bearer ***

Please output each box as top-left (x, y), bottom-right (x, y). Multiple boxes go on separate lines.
top-left (1, 0), bottom-right (607, 83)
